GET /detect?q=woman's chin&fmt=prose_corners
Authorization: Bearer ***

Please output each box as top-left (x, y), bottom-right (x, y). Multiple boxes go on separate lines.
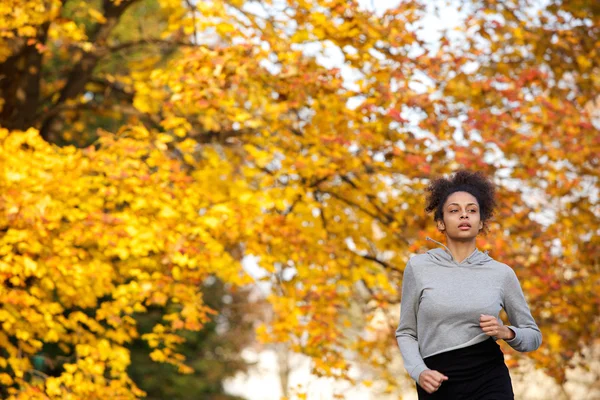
top-left (448, 231), bottom-right (477, 241)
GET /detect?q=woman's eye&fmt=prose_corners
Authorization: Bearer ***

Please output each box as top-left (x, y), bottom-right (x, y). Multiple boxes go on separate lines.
top-left (450, 210), bottom-right (457, 213)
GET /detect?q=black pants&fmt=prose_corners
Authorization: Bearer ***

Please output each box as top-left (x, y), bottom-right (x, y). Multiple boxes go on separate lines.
top-left (416, 338), bottom-right (514, 400)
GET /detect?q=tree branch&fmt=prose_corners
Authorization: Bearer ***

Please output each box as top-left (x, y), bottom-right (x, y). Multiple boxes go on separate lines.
top-left (183, 0), bottom-right (198, 45)
top-left (318, 189), bottom-right (380, 221)
top-left (359, 253), bottom-right (402, 274)
top-left (40, 0), bottom-right (142, 142)
top-left (0, 22), bottom-right (50, 130)
top-left (107, 38), bottom-right (196, 53)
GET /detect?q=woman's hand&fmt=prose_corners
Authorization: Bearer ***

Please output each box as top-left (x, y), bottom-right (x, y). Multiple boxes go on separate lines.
top-left (418, 370), bottom-right (449, 394)
top-left (479, 314), bottom-right (515, 340)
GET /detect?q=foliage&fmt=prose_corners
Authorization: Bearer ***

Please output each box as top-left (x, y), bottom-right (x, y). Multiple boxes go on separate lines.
top-left (0, 0), bottom-right (598, 398)
top-left (126, 278), bottom-right (255, 400)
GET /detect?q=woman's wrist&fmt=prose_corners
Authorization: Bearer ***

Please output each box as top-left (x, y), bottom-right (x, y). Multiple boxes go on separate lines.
top-left (502, 326), bottom-right (516, 340)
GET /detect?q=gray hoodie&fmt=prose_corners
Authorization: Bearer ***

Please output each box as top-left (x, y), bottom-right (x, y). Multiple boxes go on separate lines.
top-left (395, 237), bottom-right (542, 383)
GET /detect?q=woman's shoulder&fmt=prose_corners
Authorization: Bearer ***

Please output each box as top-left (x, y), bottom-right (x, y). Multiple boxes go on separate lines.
top-left (402, 254), bottom-right (428, 278)
top-left (407, 253), bottom-right (430, 267)
top-left (485, 257), bottom-right (519, 277)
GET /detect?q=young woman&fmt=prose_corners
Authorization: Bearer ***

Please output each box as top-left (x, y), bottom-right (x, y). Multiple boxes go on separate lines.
top-left (395, 170), bottom-right (542, 399)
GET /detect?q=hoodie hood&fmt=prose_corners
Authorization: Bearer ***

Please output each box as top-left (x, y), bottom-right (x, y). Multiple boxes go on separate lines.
top-left (426, 236), bottom-right (493, 266)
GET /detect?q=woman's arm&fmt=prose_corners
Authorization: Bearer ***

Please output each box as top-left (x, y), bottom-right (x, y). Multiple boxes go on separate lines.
top-left (502, 267), bottom-right (542, 352)
top-left (395, 260), bottom-right (429, 382)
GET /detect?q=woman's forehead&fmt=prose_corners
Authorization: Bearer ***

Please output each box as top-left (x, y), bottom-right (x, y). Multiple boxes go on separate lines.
top-left (444, 191), bottom-right (479, 206)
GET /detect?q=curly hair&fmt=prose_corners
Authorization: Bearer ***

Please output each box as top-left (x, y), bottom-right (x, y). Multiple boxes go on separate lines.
top-left (425, 170), bottom-right (497, 233)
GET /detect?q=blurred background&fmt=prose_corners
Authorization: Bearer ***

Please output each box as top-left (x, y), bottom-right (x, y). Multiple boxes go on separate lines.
top-left (0, 0), bottom-right (598, 399)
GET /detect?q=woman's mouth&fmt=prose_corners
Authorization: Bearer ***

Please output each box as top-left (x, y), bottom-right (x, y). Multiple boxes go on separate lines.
top-left (458, 223), bottom-right (471, 230)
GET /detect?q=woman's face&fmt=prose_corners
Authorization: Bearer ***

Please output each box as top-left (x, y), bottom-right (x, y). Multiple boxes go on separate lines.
top-left (437, 191), bottom-right (483, 240)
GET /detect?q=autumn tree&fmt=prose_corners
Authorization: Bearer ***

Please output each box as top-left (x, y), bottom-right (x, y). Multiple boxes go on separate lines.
top-left (126, 278), bottom-right (257, 400)
top-left (0, 0), bottom-right (598, 399)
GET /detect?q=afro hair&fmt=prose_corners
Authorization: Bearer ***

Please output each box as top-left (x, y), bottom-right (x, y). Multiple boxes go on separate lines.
top-left (425, 170), bottom-right (497, 233)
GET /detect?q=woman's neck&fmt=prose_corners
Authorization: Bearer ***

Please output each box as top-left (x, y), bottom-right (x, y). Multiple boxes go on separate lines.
top-left (444, 237), bottom-right (477, 263)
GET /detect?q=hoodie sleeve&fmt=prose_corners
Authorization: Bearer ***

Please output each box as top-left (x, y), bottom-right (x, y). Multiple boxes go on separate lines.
top-left (395, 260), bottom-right (429, 383)
top-left (503, 267), bottom-right (542, 352)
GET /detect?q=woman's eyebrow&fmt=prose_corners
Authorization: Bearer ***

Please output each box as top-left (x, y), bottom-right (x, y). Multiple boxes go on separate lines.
top-left (447, 202), bottom-right (479, 207)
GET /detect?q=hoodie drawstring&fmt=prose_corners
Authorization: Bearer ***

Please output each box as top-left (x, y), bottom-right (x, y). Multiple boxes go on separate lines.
top-left (426, 236), bottom-right (454, 257)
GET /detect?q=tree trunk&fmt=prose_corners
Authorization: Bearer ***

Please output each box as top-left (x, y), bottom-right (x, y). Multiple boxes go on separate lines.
top-left (0, 23), bottom-right (49, 131)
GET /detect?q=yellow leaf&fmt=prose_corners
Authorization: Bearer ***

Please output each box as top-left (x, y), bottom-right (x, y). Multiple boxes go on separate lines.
top-left (159, 206), bottom-right (177, 218)
top-left (88, 8), bottom-right (107, 24)
top-left (576, 55), bottom-right (591, 70)
top-left (292, 29), bottom-right (310, 43)
top-left (0, 373), bottom-right (12, 386)
top-left (150, 349), bottom-right (166, 362)
top-left (172, 266), bottom-right (181, 280)
top-left (23, 257), bottom-right (37, 272)
top-left (203, 216), bottom-right (220, 228)
top-left (547, 332), bottom-right (562, 351)
top-left (216, 23), bottom-right (235, 35)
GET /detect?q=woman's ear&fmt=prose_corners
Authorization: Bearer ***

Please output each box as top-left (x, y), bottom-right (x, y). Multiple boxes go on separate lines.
top-left (437, 220), bottom-right (445, 232)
